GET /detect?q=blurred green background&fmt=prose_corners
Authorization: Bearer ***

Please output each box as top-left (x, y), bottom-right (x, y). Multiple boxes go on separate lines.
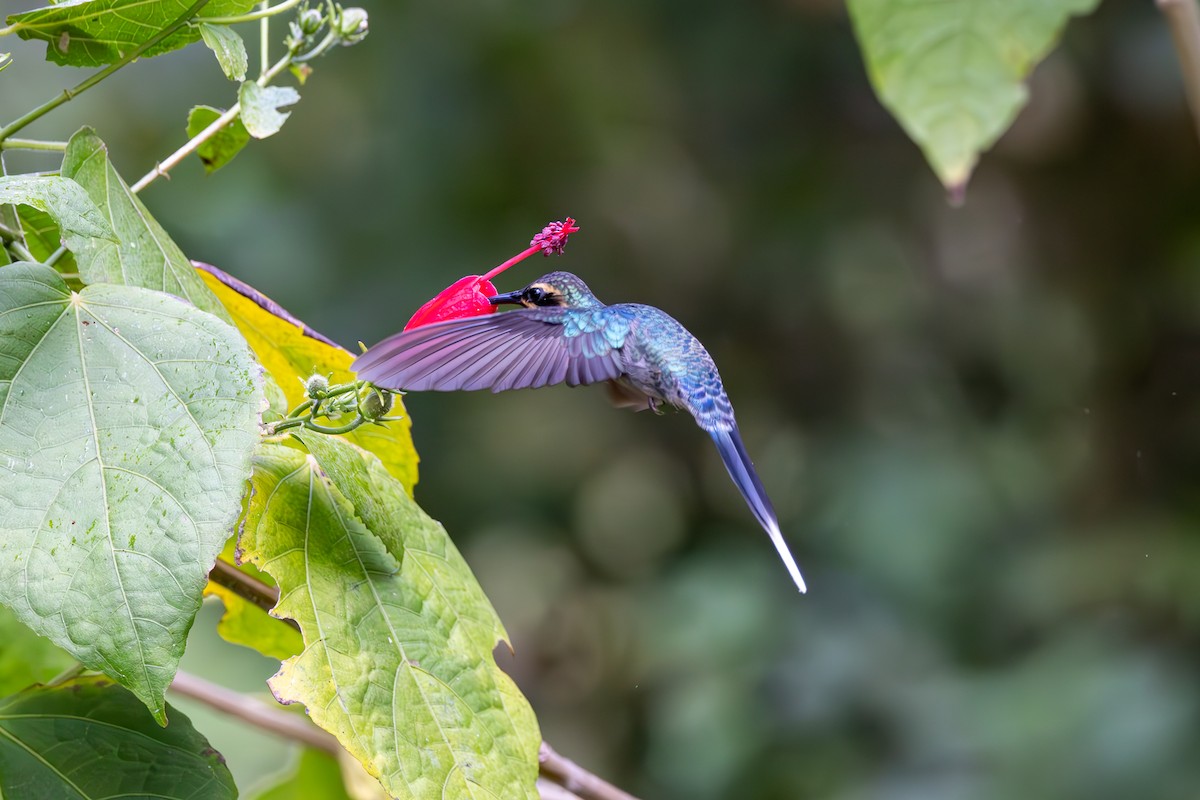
top-left (5, 1), bottom-right (1200, 797)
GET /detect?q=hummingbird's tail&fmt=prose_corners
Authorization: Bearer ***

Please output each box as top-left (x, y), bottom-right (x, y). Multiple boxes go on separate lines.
top-left (710, 426), bottom-right (807, 593)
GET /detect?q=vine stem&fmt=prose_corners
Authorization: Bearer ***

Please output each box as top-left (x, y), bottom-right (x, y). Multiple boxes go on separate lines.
top-left (129, 46), bottom-right (294, 193)
top-left (198, 0), bottom-right (302, 25)
top-left (44, 245), bottom-right (68, 267)
top-left (537, 779), bottom-right (585, 800)
top-left (205, 557), bottom-right (643, 800)
top-left (260, 1), bottom-right (270, 77)
top-left (0, 0), bottom-right (217, 144)
top-left (6, 239), bottom-right (35, 262)
top-left (0, 138), bottom-right (68, 152)
top-left (1160, 0), bottom-right (1200, 141)
top-left (208, 557), bottom-right (299, 631)
top-left (170, 670), bottom-right (340, 754)
top-left (538, 743), bottom-right (642, 800)
top-left (0, 217), bottom-right (36, 261)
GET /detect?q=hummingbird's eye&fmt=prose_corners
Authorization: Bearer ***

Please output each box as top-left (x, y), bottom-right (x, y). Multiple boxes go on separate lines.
top-left (525, 287), bottom-right (545, 303)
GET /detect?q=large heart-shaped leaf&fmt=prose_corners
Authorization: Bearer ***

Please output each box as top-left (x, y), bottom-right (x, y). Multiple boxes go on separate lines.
top-left (0, 676), bottom-right (236, 798)
top-left (0, 263), bottom-right (263, 721)
top-left (239, 436), bottom-right (539, 800)
top-left (847, 0), bottom-right (1100, 194)
top-left (4, 0), bottom-right (258, 68)
top-left (61, 127), bottom-right (233, 324)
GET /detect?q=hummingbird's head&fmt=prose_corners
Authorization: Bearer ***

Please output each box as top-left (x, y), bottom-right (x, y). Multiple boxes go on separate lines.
top-left (487, 272), bottom-right (603, 310)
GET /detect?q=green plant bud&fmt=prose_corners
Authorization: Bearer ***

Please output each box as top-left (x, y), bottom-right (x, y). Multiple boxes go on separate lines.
top-left (298, 8), bottom-right (323, 35)
top-left (358, 386), bottom-right (393, 420)
top-left (335, 8), bottom-right (368, 45)
top-left (303, 373), bottom-right (330, 398)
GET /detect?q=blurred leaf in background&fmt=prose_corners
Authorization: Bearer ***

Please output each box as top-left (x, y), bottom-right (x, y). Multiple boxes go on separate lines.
top-left (847, 0), bottom-right (1102, 194)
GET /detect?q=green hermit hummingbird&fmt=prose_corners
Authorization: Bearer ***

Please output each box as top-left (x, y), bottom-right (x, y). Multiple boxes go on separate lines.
top-left (352, 271), bottom-right (806, 593)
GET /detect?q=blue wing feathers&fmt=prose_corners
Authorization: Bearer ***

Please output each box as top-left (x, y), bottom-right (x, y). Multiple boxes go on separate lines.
top-left (353, 310), bottom-right (626, 392)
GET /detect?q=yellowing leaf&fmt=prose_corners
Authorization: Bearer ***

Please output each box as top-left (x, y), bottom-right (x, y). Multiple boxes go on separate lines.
top-left (240, 437), bottom-right (540, 800)
top-left (197, 262), bottom-right (418, 492)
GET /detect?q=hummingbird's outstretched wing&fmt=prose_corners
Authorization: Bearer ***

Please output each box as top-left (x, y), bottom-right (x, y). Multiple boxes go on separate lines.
top-left (710, 425), bottom-right (807, 593)
top-left (353, 310), bottom-right (627, 392)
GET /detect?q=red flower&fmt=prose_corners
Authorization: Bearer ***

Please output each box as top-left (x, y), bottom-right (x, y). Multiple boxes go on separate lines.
top-left (403, 274), bottom-right (500, 331)
top-left (403, 218), bottom-right (580, 331)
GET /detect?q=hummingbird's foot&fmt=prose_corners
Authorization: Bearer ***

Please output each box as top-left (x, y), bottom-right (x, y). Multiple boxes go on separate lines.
top-left (648, 397), bottom-right (663, 415)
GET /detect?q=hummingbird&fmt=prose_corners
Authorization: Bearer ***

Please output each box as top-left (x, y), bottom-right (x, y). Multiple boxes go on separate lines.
top-left (352, 271), bottom-right (806, 592)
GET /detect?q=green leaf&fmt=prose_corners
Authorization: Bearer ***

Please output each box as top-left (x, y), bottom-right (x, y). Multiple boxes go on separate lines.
top-left (0, 605), bottom-right (75, 696)
top-left (239, 82), bottom-right (301, 139)
top-left (0, 676), bottom-right (236, 798)
top-left (251, 749), bottom-right (355, 800)
top-left (198, 263), bottom-right (418, 491)
top-left (188, 105), bottom-right (252, 174)
top-left (240, 436), bottom-right (540, 800)
top-left (16, 206), bottom-right (78, 273)
top-left (4, 0), bottom-right (258, 68)
top-left (0, 175), bottom-right (116, 243)
top-left (200, 22), bottom-right (247, 82)
top-left (847, 0), bottom-right (1100, 193)
top-left (61, 127), bottom-right (234, 324)
top-left (0, 262), bottom-right (263, 721)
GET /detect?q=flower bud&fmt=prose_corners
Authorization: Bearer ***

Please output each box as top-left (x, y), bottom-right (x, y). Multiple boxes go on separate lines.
top-left (335, 7), bottom-right (368, 45)
top-left (298, 8), bottom-right (323, 35)
top-left (358, 386), bottom-right (394, 420)
top-left (303, 373), bottom-right (330, 398)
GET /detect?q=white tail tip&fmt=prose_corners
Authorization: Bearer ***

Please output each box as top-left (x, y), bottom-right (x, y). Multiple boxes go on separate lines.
top-left (767, 520), bottom-right (807, 593)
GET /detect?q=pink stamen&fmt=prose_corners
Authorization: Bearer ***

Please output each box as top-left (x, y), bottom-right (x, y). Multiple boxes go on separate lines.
top-left (481, 217), bottom-right (579, 281)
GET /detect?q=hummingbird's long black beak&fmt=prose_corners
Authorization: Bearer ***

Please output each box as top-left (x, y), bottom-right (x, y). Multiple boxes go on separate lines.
top-left (488, 289), bottom-right (524, 306)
